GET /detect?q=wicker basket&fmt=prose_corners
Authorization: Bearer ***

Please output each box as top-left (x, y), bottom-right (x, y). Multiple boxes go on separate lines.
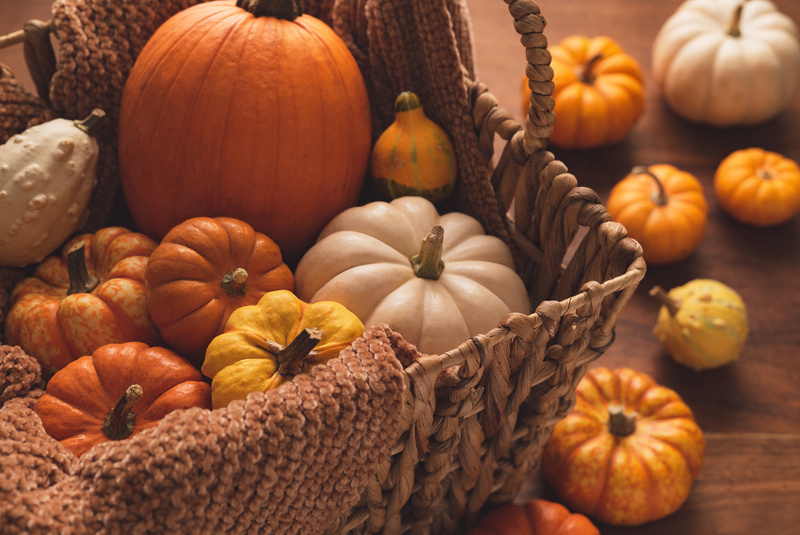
top-left (0, 1), bottom-right (645, 533)
top-left (324, 1), bottom-right (646, 533)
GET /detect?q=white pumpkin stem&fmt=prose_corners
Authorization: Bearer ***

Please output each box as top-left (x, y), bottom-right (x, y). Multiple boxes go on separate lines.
top-left (237, 0), bottom-right (303, 20)
top-left (411, 226), bottom-right (445, 280)
top-left (221, 267), bottom-right (249, 297)
top-left (649, 286), bottom-right (681, 317)
top-left (633, 165), bottom-right (669, 207)
top-left (102, 384), bottom-right (144, 441)
top-left (66, 243), bottom-right (101, 295)
top-left (607, 404), bottom-right (637, 437)
top-left (276, 327), bottom-right (323, 376)
top-left (74, 108), bottom-right (106, 134)
top-left (728, 2), bottom-right (746, 37)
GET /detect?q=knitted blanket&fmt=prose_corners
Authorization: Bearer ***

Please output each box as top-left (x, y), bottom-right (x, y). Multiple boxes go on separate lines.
top-left (0, 323), bottom-right (412, 534)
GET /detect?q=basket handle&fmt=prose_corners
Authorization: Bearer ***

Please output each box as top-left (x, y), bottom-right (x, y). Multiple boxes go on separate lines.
top-left (0, 19), bottom-right (56, 105)
top-left (508, 0), bottom-right (556, 155)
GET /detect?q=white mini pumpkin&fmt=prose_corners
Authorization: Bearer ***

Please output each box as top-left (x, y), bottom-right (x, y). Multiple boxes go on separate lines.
top-left (0, 110), bottom-right (103, 267)
top-left (294, 196), bottom-right (531, 355)
top-left (652, 0), bottom-right (800, 126)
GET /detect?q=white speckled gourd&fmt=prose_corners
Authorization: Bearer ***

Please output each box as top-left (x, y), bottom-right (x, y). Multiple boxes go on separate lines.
top-left (0, 110), bottom-right (104, 267)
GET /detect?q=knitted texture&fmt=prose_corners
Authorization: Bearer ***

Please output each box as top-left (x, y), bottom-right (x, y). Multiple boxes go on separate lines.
top-left (0, 324), bottom-right (409, 534)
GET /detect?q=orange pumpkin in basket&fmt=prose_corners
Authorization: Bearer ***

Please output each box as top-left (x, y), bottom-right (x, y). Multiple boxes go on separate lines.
top-left (606, 164), bottom-right (708, 265)
top-left (35, 342), bottom-right (211, 457)
top-left (542, 367), bottom-right (705, 526)
top-left (4, 228), bottom-right (161, 376)
top-left (521, 35), bottom-right (645, 149)
top-left (118, 0), bottom-right (372, 266)
top-left (145, 216), bottom-right (295, 367)
top-left (714, 148), bottom-right (800, 227)
top-left (467, 499), bottom-right (599, 535)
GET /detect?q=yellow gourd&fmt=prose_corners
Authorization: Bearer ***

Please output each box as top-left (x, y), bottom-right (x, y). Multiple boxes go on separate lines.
top-left (370, 91), bottom-right (457, 202)
top-left (650, 279), bottom-right (748, 371)
top-left (0, 110), bottom-right (104, 267)
top-left (201, 290), bottom-right (364, 409)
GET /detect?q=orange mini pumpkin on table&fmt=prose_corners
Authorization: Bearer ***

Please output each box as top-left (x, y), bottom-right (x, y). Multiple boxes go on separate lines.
top-left (521, 35), bottom-right (645, 149)
top-left (606, 164), bottom-right (708, 265)
top-left (145, 216), bottom-right (294, 368)
top-left (714, 147), bottom-right (800, 227)
top-left (35, 341), bottom-right (211, 458)
top-left (4, 228), bottom-right (161, 376)
top-left (467, 499), bottom-right (600, 535)
top-left (542, 367), bottom-right (706, 526)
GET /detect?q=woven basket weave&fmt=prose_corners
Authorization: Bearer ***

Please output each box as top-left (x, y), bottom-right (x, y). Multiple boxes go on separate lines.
top-left (324, 1), bottom-right (646, 533)
top-left (1, 1), bottom-right (645, 533)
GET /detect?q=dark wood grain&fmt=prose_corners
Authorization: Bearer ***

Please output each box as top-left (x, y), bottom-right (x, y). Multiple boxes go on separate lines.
top-left (2, 1), bottom-right (799, 533)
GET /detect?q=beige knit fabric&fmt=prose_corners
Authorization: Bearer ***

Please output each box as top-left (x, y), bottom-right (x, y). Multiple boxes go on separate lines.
top-left (0, 323), bottom-right (410, 534)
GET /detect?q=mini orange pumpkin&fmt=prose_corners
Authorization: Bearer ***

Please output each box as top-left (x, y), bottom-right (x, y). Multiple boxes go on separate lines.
top-left (521, 35), bottom-right (645, 149)
top-left (4, 228), bottom-right (161, 376)
top-left (606, 164), bottom-right (708, 265)
top-left (145, 216), bottom-right (295, 367)
top-left (542, 367), bottom-right (705, 526)
top-left (714, 147), bottom-right (800, 227)
top-left (35, 341), bottom-right (211, 457)
top-left (467, 499), bottom-right (600, 535)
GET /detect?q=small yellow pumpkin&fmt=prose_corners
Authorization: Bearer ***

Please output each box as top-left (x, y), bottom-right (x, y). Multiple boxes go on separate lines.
top-left (650, 279), bottom-right (748, 371)
top-left (714, 147), bottom-right (800, 227)
top-left (201, 290), bottom-right (364, 409)
top-left (370, 91), bottom-right (457, 202)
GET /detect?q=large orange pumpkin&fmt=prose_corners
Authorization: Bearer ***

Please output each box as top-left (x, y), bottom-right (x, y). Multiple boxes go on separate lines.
top-left (145, 216), bottom-right (295, 367)
top-left (467, 499), bottom-right (600, 535)
top-left (4, 228), bottom-right (161, 376)
top-left (542, 367), bottom-right (705, 526)
top-left (118, 0), bottom-right (372, 265)
top-left (35, 342), bottom-right (211, 457)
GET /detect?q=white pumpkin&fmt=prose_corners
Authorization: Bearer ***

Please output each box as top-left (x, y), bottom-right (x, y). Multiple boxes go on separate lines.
top-left (294, 196), bottom-right (531, 355)
top-left (0, 110), bottom-right (103, 267)
top-left (652, 0), bottom-right (800, 126)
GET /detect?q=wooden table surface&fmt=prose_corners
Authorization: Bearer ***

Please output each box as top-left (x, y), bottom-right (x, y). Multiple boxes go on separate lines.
top-left (2, 1), bottom-right (798, 533)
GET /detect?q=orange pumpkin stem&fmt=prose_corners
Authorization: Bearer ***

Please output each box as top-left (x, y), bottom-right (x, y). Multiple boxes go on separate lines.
top-left (607, 404), bottom-right (636, 437)
top-left (102, 384), bottom-right (144, 441)
top-left (236, 0), bottom-right (302, 20)
top-left (580, 53), bottom-right (603, 84)
top-left (633, 165), bottom-right (669, 206)
top-left (66, 243), bottom-right (100, 295)
top-left (649, 285), bottom-right (681, 316)
top-left (276, 327), bottom-right (323, 376)
top-left (411, 226), bottom-right (446, 280)
top-left (221, 267), bottom-right (249, 298)
top-left (74, 108), bottom-right (106, 134)
top-left (728, 2), bottom-right (745, 38)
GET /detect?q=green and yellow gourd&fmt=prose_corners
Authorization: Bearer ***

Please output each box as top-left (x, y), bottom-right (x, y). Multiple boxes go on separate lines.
top-left (370, 91), bottom-right (457, 203)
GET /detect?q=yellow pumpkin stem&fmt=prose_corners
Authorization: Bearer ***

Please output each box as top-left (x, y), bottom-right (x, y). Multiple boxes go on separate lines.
top-left (728, 2), bottom-right (746, 38)
top-left (66, 243), bottom-right (100, 295)
top-left (607, 404), bottom-right (637, 437)
top-left (633, 165), bottom-right (669, 206)
top-left (102, 384), bottom-right (144, 441)
top-left (74, 108), bottom-right (106, 134)
top-left (236, 0), bottom-right (302, 20)
top-left (649, 285), bottom-right (681, 316)
top-left (276, 327), bottom-right (323, 376)
top-left (410, 226), bottom-right (445, 280)
top-left (221, 267), bottom-right (249, 298)
top-left (580, 53), bottom-right (603, 84)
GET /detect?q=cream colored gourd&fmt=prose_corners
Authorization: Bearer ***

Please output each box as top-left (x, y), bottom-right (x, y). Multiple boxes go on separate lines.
top-left (652, 0), bottom-right (800, 126)
top-left (294, 196), bottom-right (530, 355)
top-left (0, 110), bottom-right (104, 267)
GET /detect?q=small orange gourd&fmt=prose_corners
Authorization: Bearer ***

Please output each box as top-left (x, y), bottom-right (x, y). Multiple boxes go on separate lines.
top-left (521, 35), bottom-right (645, 149)
top-left (714, 147), bottom-right (800, 227)
top-left (370, 91), bottom-right (457, 202)
top-left (467, 499), bottom-right (600, 535)
top-left (606, 164), bottom-right (708, 265)
top-left (543, 367), bottom-right (706, 526)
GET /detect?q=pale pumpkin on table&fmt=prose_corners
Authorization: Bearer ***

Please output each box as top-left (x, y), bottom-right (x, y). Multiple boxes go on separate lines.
top-left (294, 196), bottom-right (530, 356)
top-left (652, 0), bottom-right (800, 126)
